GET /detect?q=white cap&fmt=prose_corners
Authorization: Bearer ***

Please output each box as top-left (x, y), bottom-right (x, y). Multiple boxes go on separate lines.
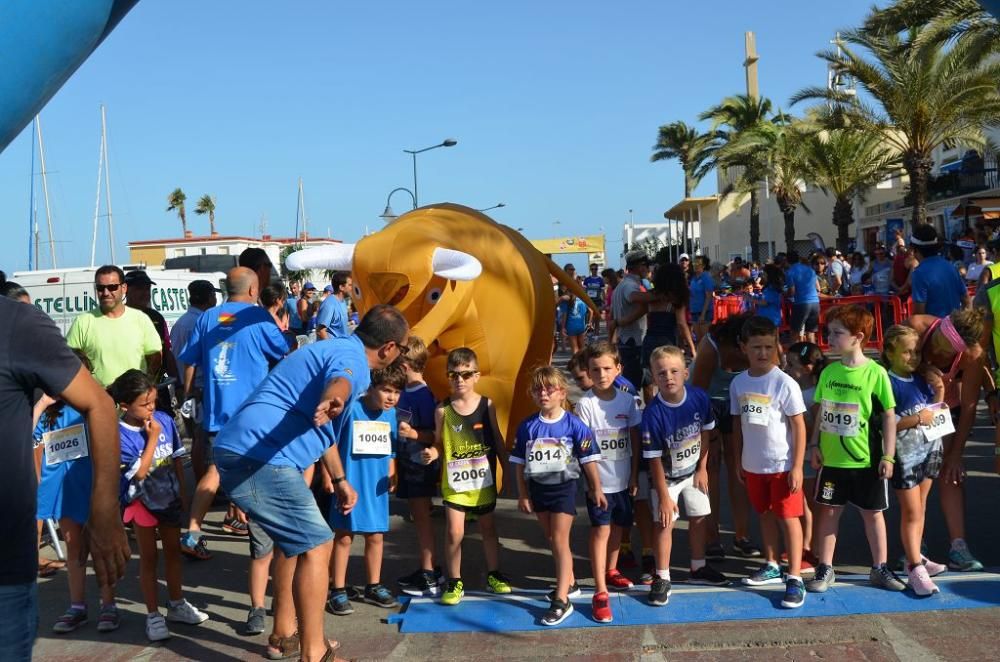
top-left (678, 253), bottom-right (690, 261)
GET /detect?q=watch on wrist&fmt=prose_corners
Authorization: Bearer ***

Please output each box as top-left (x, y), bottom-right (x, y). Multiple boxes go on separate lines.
top-left (332, 475), bottom-right (346, 484)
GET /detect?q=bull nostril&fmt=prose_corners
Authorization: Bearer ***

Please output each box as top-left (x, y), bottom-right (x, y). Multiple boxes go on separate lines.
top-left (388, 284), bottom-right (409, 306)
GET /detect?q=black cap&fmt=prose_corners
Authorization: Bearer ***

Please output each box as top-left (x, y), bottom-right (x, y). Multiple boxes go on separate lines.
top-left (188, 279), bottom-right (221, 296)
top-left (124, 270), bottom-right (156, 286)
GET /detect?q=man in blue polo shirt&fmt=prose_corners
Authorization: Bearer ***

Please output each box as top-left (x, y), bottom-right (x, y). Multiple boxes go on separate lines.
top-left (214, 304), bottom-right (408, 662)
top-left (910, 224), bottom-right (969, 317)
top-left (316, 272), bottom-right (352, 340)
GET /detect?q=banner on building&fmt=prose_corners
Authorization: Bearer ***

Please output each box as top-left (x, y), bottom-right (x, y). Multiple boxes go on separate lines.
top-left (530, 235), bottom-right (605, 255)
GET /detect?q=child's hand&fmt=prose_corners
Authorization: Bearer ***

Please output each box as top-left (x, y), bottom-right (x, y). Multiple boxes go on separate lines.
top-left (693, 468), bottom-right (709, 494)
top-left (788, 466), bottom-right (803, 494)
top-left (314, 396), bottom-right (346, 426)
top-left (657, 495), bottom-right (678, 528)
top-left (389, 472), bottom-right (398, 494)
top-left (917, 408), bottom-right (933, 426)
top-left (878, 458), bottom-right (894, 480)
top-left (421, 446), bottom-right (439, 465)
top-left (143, 416), bottom-right (160, 443)
top-left (398, 422), bottom-right (418, 440)
top-left (591, 491), bottom-right (608, 510)
top-left (628, 477), bottom-right (638, 497)
top-left (810, 446), bottom-right (823, 471)
top-left (517, 496), bottom-right (533, 514)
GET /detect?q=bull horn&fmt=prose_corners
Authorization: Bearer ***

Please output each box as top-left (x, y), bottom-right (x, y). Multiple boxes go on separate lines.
top-left (285, 244), bottom-right (356, 271)
top-left (432, 247), bottom-right (482, 281)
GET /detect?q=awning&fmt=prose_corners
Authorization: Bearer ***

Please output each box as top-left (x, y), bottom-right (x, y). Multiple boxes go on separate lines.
top-left (939, 160), bottom-right (963, 174)
top-left (951, 197), bottom-right (1000, 219)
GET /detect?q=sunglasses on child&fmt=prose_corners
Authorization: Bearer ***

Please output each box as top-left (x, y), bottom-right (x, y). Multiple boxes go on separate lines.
top-left (447, 370), bottom-right (478, 381)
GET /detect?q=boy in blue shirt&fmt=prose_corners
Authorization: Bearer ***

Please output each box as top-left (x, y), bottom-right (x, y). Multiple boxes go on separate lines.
top-left (326, 364), bottom-right (403, 615)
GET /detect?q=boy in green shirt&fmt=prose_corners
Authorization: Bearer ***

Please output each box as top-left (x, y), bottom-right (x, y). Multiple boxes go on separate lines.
top-left (805, 305), bottom-right (906, 593)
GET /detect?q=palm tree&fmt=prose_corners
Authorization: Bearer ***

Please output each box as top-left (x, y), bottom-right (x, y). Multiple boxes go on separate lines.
top-left (279, 244), bottom-right (310, 283)
top-left (194, 194), bottom-right (217, 235)
top-left (700, 94), bottom-right (774, 262)
top-left (791, 26), bottom-right (1000, 228)
top-left (864, 0), bottom-right (999, 53)
top-left (650, 121), bottom-right (715, 252)
top-left (801, 129), bottom-right (899, 249)
top-left (166, 188), bottom-right (188, 235)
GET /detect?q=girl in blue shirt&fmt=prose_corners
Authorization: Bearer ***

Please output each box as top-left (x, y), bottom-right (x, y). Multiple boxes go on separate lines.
top-left (559, 293), bottom-right (592, 354)
top-left (755, 265), bottom-right (784, 327)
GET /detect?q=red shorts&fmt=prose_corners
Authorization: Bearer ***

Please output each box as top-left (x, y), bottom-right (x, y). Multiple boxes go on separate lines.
top-left (123, 500), bottom-right (159, 528)
top-left (744, 471), bottom-right (804, 519)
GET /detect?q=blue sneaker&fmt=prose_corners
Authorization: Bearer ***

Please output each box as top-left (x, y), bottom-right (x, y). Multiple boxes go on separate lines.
top-left (948, 541), bottom-right (983, 572)
top-left (325, 590), bottom-right (353, 616)
top-left (741, 563), bottom-right (783, 586)
top-left (363, 584), bottom-right (399, 609)
top-left (781, 577), bottom-right (805, 609)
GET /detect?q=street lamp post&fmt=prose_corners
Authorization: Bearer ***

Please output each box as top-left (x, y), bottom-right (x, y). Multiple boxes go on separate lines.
top-left (403, 138), bottom-right (457, 207)
top-left (379, 187), bottom-right (417, 224)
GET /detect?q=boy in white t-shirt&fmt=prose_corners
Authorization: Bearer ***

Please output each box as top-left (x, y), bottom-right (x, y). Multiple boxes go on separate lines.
top-left (575, 343), bottom-right (641, 624)
top-left (730, 316), bottom-right (808, 609)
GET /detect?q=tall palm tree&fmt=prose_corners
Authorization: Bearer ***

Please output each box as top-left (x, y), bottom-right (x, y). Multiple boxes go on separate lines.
top-left (650, 121), bottom-right (716, 252)
top-left (791, 26), bottom-right (1000, 228)
top-left (166, 188), bottom-right (188, 235)
top-left (700, 94), bottom-right (774, 262)
top-left (801, 129), bottom-right (899, 249)
top-left (864, 0), bottom-right (1000, 53)
top-left (194, 194), bottom-right (217, 235)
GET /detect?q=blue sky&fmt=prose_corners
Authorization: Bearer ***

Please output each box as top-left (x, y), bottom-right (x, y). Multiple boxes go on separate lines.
top-left (0, 0), bottom-right (874, 273)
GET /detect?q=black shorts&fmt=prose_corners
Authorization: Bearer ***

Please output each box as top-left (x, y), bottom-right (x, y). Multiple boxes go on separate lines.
top-left (443, 500), bottom-right (496, 516)
top-left (790, 303), bottom-right (820, 334)
top-left (711, 399), bottom-right (733, 435)
top-left (587, 490), bottom-right (633, 527)
top-left (814, 465), bottom-right (888, 511)
top-left (529, 480), bottom-right (577, 516)
top-left (396, 456), bottom-right (440, 500)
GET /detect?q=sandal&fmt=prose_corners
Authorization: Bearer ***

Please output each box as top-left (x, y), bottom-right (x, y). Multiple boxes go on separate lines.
top-left (317, 641), bottom-right (344, 662)
top-left (266, 632), bottom-right (300, 660)
top-left (38, 559), bottom-right (65, 578)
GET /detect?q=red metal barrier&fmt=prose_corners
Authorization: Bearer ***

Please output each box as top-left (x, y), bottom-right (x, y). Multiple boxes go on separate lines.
top-left (814, 294), bottom-right (907, 352)
top-left (712, 294), bottom-right (753, 321)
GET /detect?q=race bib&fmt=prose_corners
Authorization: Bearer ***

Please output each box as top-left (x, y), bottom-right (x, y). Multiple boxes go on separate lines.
top-left (352, 420), bottom-right (392, 455)
top-left (921, 403), bottom-right (955, 442)
top-left (671, 433), bottom-right (701, 473)
top-left (447, 456), bottom-right (493, 493)
top-left (527, 437), bottom-right (569, 474)
top-left (820, 400), bottom-right (860, 436)
top-left (587, 288), bottom-right (599, 298)
top-left (739, 393), bottom-right (771, 426)
top-left (596, 428), bottom-right (630, 462)
top-left (43, 424), bottom-right (89, 466)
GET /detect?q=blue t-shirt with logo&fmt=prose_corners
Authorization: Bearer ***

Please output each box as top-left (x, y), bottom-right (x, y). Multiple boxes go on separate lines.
top-left (510, 410), bottom-right (601, 485)
top-left (316, 296), bottom-right (350, 339)
top-left (329, 400), bottom-right (397, 533)
top-left (689, 272), bottom-right (716, 314)
top-left (559, 298), bottom-right (589, 336)
top-left (911, 255), bottom-right (966, 317)
top-left (119, 410), bottom-right (186, 510)
top-left (583, 275), bottom-right (604, 300)
top-left (888, 371), bottom-right (935, 418)
top-left (213, 335), bottom-right (371, 470)
top-left (785, 263), bottom-right (819, 304)
top-left (178, 301), bottom-right (290, 433)
top-left (641, 387), bottom-right (716, 480)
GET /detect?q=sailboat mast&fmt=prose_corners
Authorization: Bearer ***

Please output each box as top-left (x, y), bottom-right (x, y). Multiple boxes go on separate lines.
top-left (101, 105), bottom-right (116, 263)
top-left (27, 117), bottom-right (36, 270)
top-left (35, 116), bottom-right (57, 268)
top-left (91, 106), bottom-right (106, 267)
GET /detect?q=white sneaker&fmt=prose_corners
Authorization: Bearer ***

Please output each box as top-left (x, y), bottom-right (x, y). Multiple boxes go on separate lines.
top-left (146, 612), bottom-right (171, 641)
top-left (166, 599), bottom-right (209, 625)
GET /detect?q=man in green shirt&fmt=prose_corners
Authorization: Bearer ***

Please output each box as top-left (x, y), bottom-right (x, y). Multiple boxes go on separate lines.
top-left (67, 265), bottom-right (162, 386)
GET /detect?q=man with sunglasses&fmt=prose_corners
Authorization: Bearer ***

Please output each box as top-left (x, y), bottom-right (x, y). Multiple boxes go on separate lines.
top-left (66, 265), bottom-right (162, 387)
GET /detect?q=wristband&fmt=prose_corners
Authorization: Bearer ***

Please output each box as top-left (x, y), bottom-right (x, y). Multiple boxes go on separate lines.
top-left (332, 475), bottom-right (346, 484)
top-left (881, 455), bottom-right (896, 464)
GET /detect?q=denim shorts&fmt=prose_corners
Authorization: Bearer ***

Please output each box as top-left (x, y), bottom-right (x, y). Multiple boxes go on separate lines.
top-left (0, 581), bottom-right (37, 662)
top-left (215, 449), bottom-right (333, 557)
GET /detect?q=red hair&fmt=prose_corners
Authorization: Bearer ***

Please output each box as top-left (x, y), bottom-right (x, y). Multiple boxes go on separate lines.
top-left (826, 304), bottom-right (874, 344)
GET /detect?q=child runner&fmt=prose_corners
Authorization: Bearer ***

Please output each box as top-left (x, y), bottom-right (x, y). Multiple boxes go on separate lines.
top-left (394, 337), bottom-right (444, 597)
top-left (512, 366), bottom-right (605, 626)
top-left (110, 370), bottom-right (209, 641)
top-left (429, 347), bottom-right (512, 605)
top-left (574, 343), bottom-right (641, 624)
top-left (805, 305), bottom-right (906, 593)
top-left (730, 317), bottom-right (808, 608)
top-left (882, 325), bottom-right (948, 596)
top-left (784, 342), bottom-right (826, 573)
top-left (36, 353), bottom-right (120, 634)
top-left (326, 364), bottom-right (403, 615)
top-left (642, 346), bottom-right (726, 607)
top-left (559, 292), bottom-right (592, 355)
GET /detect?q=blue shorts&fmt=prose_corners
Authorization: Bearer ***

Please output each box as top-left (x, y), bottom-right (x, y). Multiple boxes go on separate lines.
top-left (587, 489), bottom-right (633, 527)
top-left (529, 480), bottom-right (577, 516)
top-left (215, 449), bottom-right (333, 557)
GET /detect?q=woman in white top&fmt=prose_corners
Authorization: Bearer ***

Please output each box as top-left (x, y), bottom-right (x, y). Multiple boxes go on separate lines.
top-left (965, 244), bottom-right (992, 283)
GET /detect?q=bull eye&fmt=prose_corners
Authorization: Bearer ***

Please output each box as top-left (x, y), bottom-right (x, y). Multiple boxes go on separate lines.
top-left (353, 284), bottom-right (362, 300)
top-left (426, 288), bottom-right (443, 305)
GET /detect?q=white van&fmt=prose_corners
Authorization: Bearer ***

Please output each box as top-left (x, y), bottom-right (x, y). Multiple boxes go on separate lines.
top-left (13, 266), bottom-right (228, 334)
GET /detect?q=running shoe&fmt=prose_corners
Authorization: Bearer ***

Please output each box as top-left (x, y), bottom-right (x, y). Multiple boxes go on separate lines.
top-left (96, 604), bottom-right (120, 633)
top-left (689, 565), bottom-right (729, 586)
top-left (805, 564), bottom-right (836, 593)
top-left (326, 590), bottom-right (353, 616)
top-left (546, 582), bottom-right (581, 602)
top-left (363, 584), bottom-right (399, 609)
top-left (166, 599), bottom-right (209, 624)
top-left (741, 563), bottom-right (783, 586)
top-left (869, 564), bottom-right (906, 592)
top-left (222, 517), bottom-right (249, 536)
top-left (706, 542), bottom-right (726, 561)
top-left (397, 569), bottom-right (438, 597)
top-left (606, 569), bottom-right (634, 590)
top-left (245, 607), bottom-right (267, 635)
top-left (617, 545), bottom-right (638, 570)
top-left (922, 557), bottom-right (947, 577)
top-left (639, 555), bottom-right (656, 585)
top-left (52, 606), bottom-right (88, 634)
top-left (591, 591), bottom-right (612, 623)
top-left (441, 579), bottom-right (464, 606)
top-left (145, 613), bottom-right (171, 642)
top-left (907, 564), bottom-right (940, 597)
top-left (180, 534), bottom-right (212, 561)
top-left (948, 541), bottom-right (984, 572)
top-left (780, 577), bottom-right (806, 609)
top-left (486, 571), bottom-right (513, 594)
top-left (648, 577), bottom-right (671, 606)
top-left (541, 598), bottom-right (574, 626)
top-left (732, 537), bottom-right (762, 558)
